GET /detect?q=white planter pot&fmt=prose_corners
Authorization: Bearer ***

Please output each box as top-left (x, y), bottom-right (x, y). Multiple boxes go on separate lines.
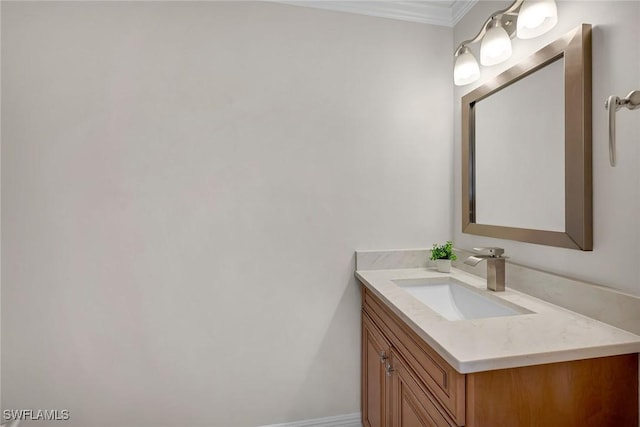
top-left (435, 259), bottom-right (451, 273)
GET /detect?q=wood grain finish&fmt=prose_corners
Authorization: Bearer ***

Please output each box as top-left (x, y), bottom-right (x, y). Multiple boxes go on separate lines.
top-left (466, 354), bottom-right (639, 427)
top-left (391, 350), bottom-right (457, 427)
top-left (363, 312), bottom-right (392, 427)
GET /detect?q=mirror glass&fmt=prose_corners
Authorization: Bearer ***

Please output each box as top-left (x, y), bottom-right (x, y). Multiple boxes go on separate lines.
top-left (475, 58), bottom-right (565, 231)
top-left (461, 24), bottom-right (592, 250)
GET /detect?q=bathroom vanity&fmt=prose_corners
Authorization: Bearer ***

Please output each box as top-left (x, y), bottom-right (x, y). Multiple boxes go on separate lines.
top-left (357, 267), bottom-right (640, 427)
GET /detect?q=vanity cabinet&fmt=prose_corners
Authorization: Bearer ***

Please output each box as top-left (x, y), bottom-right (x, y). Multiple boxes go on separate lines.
top-left (361, 286), bottom-right (639, 427)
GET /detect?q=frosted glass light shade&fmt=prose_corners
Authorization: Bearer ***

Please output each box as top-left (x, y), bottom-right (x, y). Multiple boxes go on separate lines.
top-left (517, 0), bottom-right (558, 39)
top-left (480, 24), bottom-right (512, 66)
top-left (454, 49), bottom-right (480, 86)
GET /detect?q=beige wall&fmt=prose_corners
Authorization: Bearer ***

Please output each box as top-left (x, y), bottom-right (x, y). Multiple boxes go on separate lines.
top-left (1, 2), bottom-right (453, 426)
top-left (454, 1), bottom-right (640, 296)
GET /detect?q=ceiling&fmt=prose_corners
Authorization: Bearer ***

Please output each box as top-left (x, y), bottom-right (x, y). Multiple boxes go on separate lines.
top-left (274, 0), bottom-right (479, 27)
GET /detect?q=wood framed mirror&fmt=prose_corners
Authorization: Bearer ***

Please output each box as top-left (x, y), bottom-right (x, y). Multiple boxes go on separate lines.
top-left (462, 24), bottom-right (592, 250)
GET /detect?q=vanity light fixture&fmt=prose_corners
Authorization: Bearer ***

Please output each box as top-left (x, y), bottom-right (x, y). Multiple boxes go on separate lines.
top-left (453, 0), bottom-right (558, 86)
top-left (517, 0), bottom-right (558, 39)
top-left (453, 46), bottom-right (481, 86)
top-left (480, 16), bottom-right (513, 66)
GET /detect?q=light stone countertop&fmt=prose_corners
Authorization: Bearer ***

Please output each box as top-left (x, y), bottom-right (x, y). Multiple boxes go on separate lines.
top-left (356, 267), bottom-right (640, 373)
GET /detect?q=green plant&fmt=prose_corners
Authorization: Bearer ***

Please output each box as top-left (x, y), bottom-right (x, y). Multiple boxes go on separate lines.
top-left (430, 241), bottom-right (457, 261)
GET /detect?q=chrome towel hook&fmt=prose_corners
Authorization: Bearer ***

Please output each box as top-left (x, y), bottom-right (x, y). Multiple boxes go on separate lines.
top-left (606, 90), bottom-right (640, 166)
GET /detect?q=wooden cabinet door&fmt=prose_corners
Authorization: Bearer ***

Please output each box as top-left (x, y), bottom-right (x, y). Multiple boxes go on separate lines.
top-left (362, 312), bottom-right (392, 427)
top-left (390, 350), bottom-right (456, 427)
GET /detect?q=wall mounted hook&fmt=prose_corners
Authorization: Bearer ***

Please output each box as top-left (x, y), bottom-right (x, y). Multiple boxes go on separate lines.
top-left (606, 90), bottom-right (640, 166)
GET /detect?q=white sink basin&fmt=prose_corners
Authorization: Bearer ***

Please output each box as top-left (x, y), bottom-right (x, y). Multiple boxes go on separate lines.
top-left (392, 277), bottom-right (531, 321)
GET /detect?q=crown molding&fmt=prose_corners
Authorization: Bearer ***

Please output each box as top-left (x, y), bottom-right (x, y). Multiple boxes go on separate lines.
top-left (451, 0), bottom-right (479, 25)
top-left (272, 1), bottom-right (479, 27)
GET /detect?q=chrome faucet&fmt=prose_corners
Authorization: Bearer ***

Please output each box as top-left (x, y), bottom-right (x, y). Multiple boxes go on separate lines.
top-left (464, 247), bottom-right (508, 292)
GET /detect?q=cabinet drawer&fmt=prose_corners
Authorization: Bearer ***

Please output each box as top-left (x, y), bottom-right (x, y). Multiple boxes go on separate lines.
top-left (363, 288), bottom-right (465, 426)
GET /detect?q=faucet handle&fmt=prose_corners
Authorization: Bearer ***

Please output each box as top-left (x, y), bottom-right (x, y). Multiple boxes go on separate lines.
top-left (473, 247), bottom-right (505, 257)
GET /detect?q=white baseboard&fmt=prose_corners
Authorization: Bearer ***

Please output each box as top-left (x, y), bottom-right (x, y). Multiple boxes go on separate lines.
top-left (258, 412), bottom-right (361, 427)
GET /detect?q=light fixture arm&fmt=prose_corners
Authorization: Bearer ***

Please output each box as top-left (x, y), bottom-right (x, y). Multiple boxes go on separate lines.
top-left (454, 0), bottom-right (523, 56)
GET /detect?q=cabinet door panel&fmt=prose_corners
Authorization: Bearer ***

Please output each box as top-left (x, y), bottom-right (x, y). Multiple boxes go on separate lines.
top-left (399, 393), bottom-right (431, 427)
top-left (362, 312), bottom-right (391, 427)
top-left (390, 351), bottom-right (456, 427)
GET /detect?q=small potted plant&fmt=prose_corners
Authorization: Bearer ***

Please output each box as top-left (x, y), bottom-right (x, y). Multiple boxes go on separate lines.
top-left (430, 241), bottom-right (457, 273)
